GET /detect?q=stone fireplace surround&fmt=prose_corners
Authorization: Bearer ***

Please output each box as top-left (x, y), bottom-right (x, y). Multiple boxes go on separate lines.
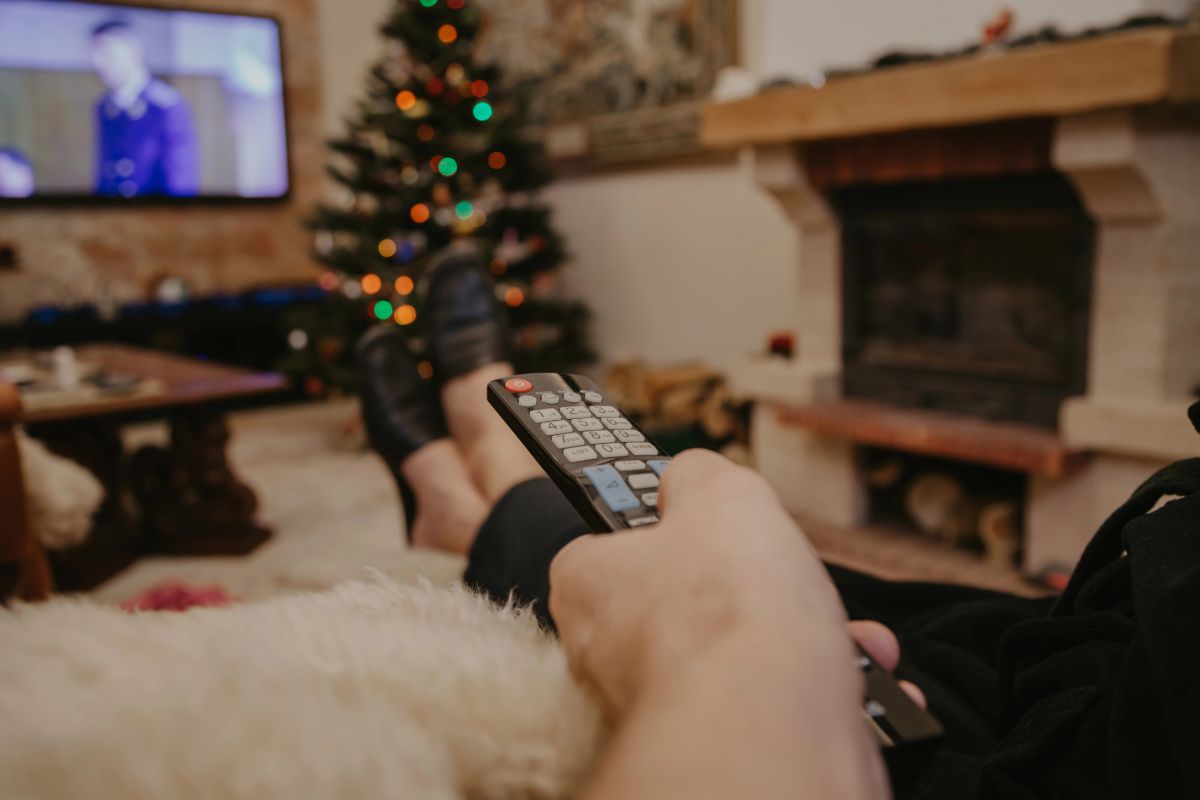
top-left (703, 28), bottom-right (1200, 575)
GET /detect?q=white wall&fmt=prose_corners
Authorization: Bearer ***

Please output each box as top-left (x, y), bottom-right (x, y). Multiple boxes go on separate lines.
top-left (314, 0), bottom-right (1191, 371)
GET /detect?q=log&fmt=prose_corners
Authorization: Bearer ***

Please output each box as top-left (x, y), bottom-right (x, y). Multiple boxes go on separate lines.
top-left (907, 472), bottom-right (964, 542)
top-left (978, 501), bottom-right (1020, 568)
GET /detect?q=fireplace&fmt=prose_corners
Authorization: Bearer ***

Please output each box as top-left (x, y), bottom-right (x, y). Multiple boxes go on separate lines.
top-left (837, 174), bottom-right (1095, 428)
top-left (706, 27), bottom-right (1200, 577)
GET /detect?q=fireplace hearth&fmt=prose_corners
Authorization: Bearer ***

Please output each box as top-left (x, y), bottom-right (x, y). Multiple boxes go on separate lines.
top-left (837, 174), bottom-right (1094, 428)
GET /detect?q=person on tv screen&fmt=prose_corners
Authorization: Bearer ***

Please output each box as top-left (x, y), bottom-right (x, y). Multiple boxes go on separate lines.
top-left (0, 148), bottom-right (35, 198)
top-left (90, 19), bottom-right (199, 197)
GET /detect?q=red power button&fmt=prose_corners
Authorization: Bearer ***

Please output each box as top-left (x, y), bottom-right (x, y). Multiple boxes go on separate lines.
top-left (504, 378), bottom-right (533, 393)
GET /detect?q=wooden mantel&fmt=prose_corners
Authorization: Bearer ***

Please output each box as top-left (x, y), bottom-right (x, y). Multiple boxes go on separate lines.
top-left (702, 28), bottom-right (1200, 148)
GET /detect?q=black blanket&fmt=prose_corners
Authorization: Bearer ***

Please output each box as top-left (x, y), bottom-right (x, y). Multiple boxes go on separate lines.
top-left (833, 402), bottom-right (1200, 799)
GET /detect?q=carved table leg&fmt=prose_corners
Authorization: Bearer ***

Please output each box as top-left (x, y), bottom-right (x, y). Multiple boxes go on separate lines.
top-left (130, 409), bottom-right (271, 555)
top-left (27, 419), bottom-right (144, 591)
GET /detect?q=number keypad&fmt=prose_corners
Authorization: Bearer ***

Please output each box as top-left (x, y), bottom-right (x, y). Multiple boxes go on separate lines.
top-left (510, 378), bottom-right (669, 524)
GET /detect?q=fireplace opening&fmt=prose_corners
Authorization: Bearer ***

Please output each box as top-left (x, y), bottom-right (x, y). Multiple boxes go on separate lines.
top-left (836, 174), bottom-right (1094, 428)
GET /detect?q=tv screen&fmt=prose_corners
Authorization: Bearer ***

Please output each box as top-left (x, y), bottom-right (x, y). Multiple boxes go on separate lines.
top-left (0, 0), bottom-right (289, 201)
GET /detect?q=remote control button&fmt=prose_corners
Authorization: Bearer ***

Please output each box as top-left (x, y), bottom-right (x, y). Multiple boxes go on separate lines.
top-left (647, 459), bottom-right (671, 476)
top-left (583, 391), bottom-right (602, 404)
top-left (583, 430), bottom-right (615, 444)
top-left (628, 473), bottom-right (659, 490)
top-left (529, 408), bottom-right (562, 423)
top-left (517, 395), bottom-right (537, 408)
top-left (583, 465), bottom-right (640, 512)
top-left (572, 418), bottom-right (603, 431)
top-left (615, 460), bottom-right (646, 472)
top-left (505, 378), bottom-right (533, 393)
top-left (626, 514), bottom-right (660, 528)
top-left (627, 442), bottom-right (658, 456)
top-left (564, 445), bottom-right (599, 463)
top-left (562, 391), bottom-right (581, 403)
top-left (561, 405), bottom-right (591, 419)
top-left (541, 420), bottom-right (573, 435)
top-left (595, 443), bottom-right (629, 458)
top-left (614, 430), bottom-right (645, 442)
top-left (865, 700), bottom-right (887, 719)
top-left (641, 492), bottom-right (658, 507)
top-left (541, 393), bottom-right (560, 404)
top-left (552, 433), bottom-right (585, 449)
top-left (601, 417), bottom-right (632, 430)
top-left (589, 405), bottom-right (619, 418)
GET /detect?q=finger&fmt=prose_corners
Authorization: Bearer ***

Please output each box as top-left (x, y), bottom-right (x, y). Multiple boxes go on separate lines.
top-left (848, 620), bottom-right (900, 672)
top-left (899, 680), bottom-right (927, 710)
top-left (656, 448), bottom-right (752, 518)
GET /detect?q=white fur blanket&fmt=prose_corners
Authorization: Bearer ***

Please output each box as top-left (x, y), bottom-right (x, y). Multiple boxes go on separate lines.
top-left (0, 575), bottom-right (607, 799)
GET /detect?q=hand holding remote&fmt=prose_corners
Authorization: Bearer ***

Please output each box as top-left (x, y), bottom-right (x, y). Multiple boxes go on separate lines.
top-left (549, 448), bottom-right (855, 714)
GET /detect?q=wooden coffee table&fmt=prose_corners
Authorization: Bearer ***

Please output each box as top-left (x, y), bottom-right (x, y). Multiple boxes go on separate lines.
top-left (17, 344), bottom-right (287, 590)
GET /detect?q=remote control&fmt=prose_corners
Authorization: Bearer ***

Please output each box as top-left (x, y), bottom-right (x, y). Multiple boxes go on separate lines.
top-left (488, 372), bottom-right (944, 750)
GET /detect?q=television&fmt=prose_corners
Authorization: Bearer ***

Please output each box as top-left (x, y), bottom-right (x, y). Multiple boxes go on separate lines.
top-left (0, 0), bottom-right (290, 202)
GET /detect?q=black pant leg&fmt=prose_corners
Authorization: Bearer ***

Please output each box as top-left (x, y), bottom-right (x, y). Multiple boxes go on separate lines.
top-left (463, 477), bottom-right (589, 629)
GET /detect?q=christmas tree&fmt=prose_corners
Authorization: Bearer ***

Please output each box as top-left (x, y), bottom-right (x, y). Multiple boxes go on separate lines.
top-left (285, 0), bottom-right (593, 396)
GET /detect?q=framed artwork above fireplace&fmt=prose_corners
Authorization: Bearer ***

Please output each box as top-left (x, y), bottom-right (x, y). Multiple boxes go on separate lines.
top-left (474, 0), bottom-right (738, 166)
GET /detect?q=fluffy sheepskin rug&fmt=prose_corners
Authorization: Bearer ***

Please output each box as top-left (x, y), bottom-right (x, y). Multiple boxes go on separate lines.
top-left (0, 574), bottom-right (607, 799)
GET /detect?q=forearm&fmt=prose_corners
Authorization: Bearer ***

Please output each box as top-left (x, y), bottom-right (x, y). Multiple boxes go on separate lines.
top-left (582, 622), bottom-right (888, 800)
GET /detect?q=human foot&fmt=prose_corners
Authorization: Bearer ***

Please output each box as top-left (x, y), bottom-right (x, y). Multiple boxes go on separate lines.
top-left (441, 362), bottom-right (543, 504)
top-left (355, 326), bottom-right (447, 535)
top-left (401, 440), bottom-right (489, 554)
top-left (423, 242), bottom-right (512, 383)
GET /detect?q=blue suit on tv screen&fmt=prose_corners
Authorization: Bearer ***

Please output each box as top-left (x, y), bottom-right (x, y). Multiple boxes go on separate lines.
top-left (95, 79), bottom-right (199, 198)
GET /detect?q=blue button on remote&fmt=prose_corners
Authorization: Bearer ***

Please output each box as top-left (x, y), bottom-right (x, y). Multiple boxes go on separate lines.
top-left (583, 465), bottom-right (640, 513)
top-left (647, 460), bottom-right (671, 477)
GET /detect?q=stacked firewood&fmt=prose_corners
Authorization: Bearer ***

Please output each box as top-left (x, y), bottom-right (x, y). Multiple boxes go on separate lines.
top-left (604, 360), bottom-right (750, 464)
top-left (865, 453), bottom-right (1022, 568)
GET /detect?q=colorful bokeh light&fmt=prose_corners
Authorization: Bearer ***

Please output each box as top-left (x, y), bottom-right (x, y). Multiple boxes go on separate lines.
top-left (395, 275), bottom-right (415, 295)
top-left (395, 91), bottom-right (417, 111)
top-left (394, 304), bottom-right (418, 325)
top-left (417, 124), bottom-right (436, 141)
top-left (455, 201), bottom-right (473, 219)
top-left (378, 239), bottom-right (397, 258)
top-left (473, 101), bottom-right (493, 122)
top-left (410, 203), bottom-right (431, 223)
top-left (487, 151), bottom-right (506, 170)
top-left (373, 300), bottom-right (394, 321)
top-left (361, 274), bottom-right (383, 295)
top-left (504, 286), bottom-right (525, 307)
top-left (438, 24), bottom-right (458, 43)
top-left (470, 80), bottom-right (489, 97)
top-left (438, 157), bottom-right (459, 176)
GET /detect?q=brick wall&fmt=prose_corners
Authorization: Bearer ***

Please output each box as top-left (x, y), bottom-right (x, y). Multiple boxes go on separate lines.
top-left (0, 0), bottom-right (325, 323)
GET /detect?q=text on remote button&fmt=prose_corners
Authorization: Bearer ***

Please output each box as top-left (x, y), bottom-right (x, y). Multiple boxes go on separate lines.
top-left (595, 443), bottom-right (630, 457)
top-left (530, 408), bottom-right (562, 423)
top-left (552, 433), bottom-right (585, 448)
top-left (601, 417), bottom-right (633, 430)
top-left (647, 459), bottom-right (671, 476)
top-left (627, 442), bottom-right (658, 456)
top-left (541, 420), bottom-right (573, 435)
top-left (615, 460), bottom-right (645, 471)
top-left (564, 445), bottom-right (598, 463)
top-left (583, 464), bottom-right (640, 512)
top-left (572, 418), bottom-right (603, 431)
